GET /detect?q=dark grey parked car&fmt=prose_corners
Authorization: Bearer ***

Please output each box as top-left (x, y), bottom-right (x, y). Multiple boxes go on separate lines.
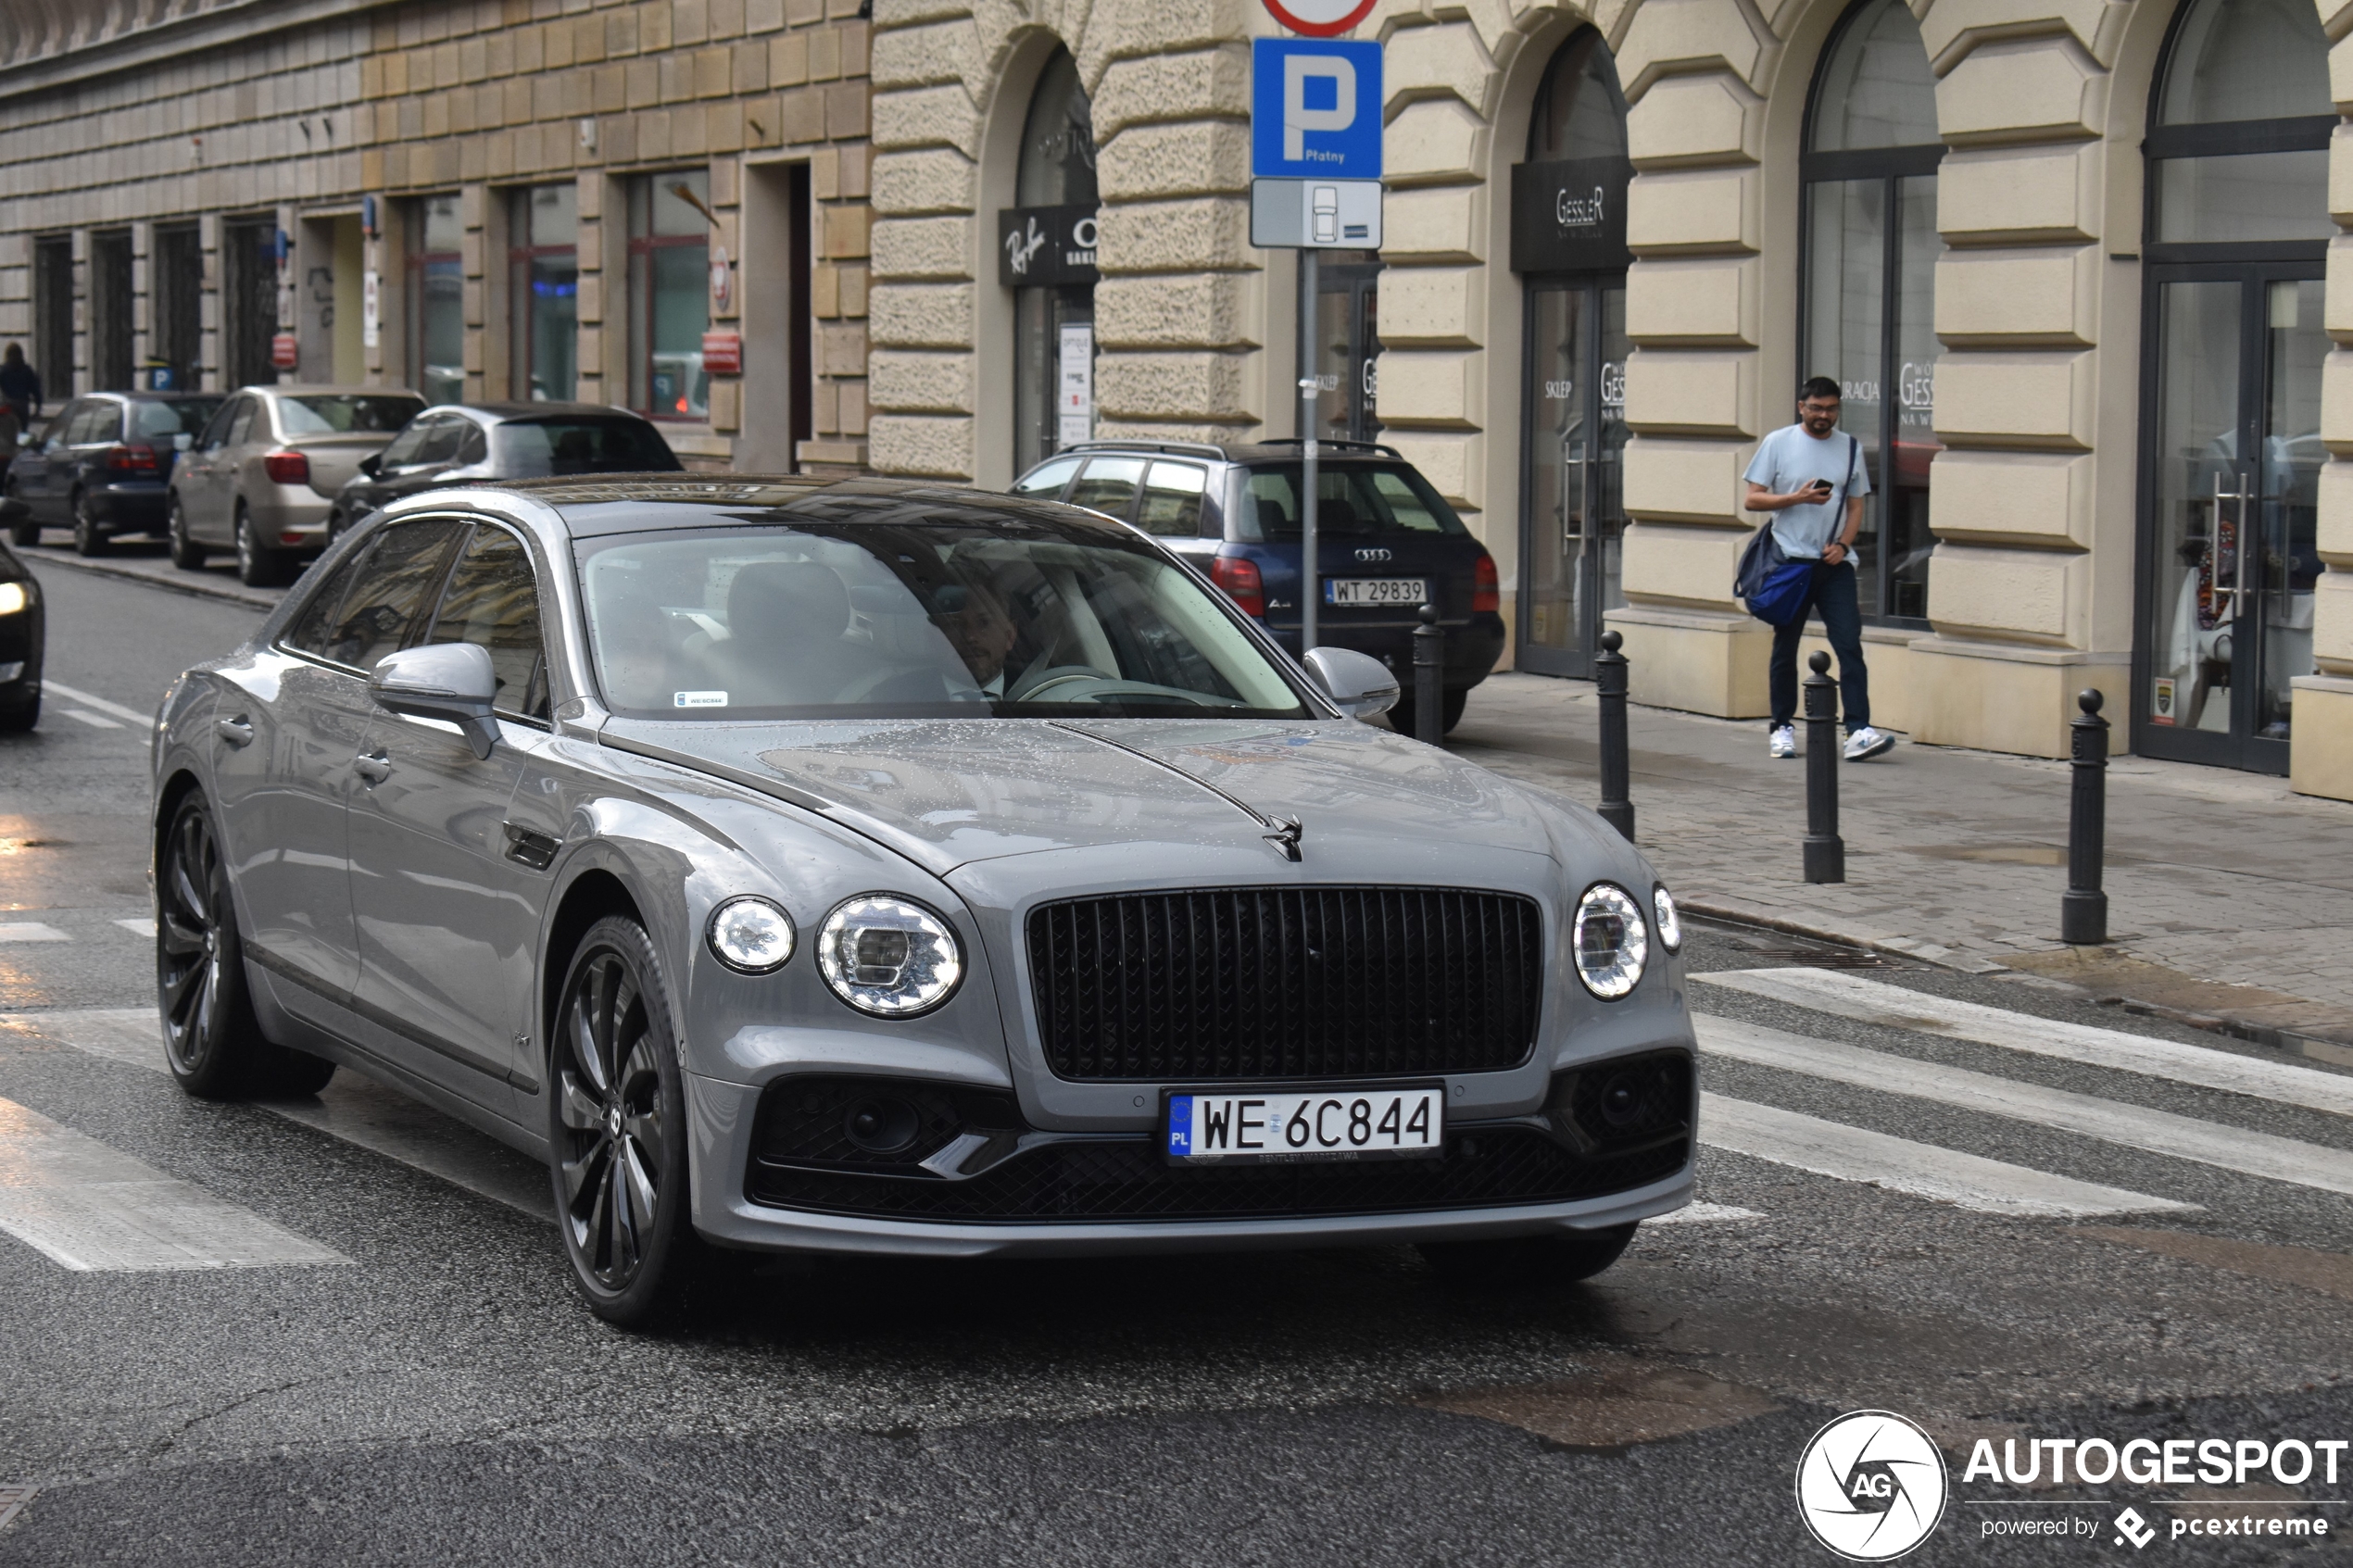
top-left (327, 402), bottom-right (683, 542)
top-left (150, 475), bottom-right (1695, 1326)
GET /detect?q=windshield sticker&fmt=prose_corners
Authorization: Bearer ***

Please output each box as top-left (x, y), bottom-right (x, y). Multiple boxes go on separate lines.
top-left (673, 691), bottom-right (730, 709)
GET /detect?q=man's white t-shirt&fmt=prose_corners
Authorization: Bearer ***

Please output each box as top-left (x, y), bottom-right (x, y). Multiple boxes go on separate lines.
top-left (1743, 424), bottom-right (1869, 561)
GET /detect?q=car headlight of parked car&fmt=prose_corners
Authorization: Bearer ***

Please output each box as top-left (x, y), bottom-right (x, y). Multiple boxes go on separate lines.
top-left (1573, 884), bottom-right (1649, 999)
top-left (0, 583), bottom-right (28, 616)
top-left (706, 896), bottom-right (796, 973)
top-left (817, 896), bottom-right (964, 1016)
top-left (1653, 884), bottom-right (1683, 953)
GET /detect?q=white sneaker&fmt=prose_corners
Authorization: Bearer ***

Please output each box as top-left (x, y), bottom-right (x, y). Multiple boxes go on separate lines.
top-left (1768, 725), bottom-right (1795, 759)
top-left (1843, 725), bottom-right (1894, 761)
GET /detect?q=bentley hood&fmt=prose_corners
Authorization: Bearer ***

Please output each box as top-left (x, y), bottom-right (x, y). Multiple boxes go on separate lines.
top-left (600, 716), bottom-right (1622, 882)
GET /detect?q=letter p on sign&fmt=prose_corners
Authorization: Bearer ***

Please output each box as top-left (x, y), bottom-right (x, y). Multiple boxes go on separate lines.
top-left (1283, 56), bottom-right (1354, 159)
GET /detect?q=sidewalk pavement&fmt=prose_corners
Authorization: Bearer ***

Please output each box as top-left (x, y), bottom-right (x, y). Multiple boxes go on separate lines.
top-left (1452, 672), bottom-right (2353, 1054)
top-left (14, 540), bottom-right (285, 611)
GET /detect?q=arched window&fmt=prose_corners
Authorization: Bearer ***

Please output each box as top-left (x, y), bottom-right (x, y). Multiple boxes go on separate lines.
top-left (2134, 0), bottom-right (2331, 769)
top-left (1512, 28), bottom-right (1633, 679)
top-left (1009, 48), bottom-right (1099, 475)
top-left (1800, 0), bottom-right (1942, 623)
top-left (2148, 0), bottom-right (2333, 244)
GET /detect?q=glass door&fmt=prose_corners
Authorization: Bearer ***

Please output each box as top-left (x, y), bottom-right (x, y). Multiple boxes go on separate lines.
top-left (1520, 276), bottom-right (1627, 678)
top-left (2137, 268), bottom-right (2323, 772)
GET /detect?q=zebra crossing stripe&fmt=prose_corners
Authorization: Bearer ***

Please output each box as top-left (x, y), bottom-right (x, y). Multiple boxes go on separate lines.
top-left (1696, 1015), bottom-right (2353, 1198)
top-left (1694, 968), bottom-right (2353, 1118)
top-left (1699, 1093), bottom-right (2196, 1217)
top-left (0, 1097), bottom-right (346, 1272)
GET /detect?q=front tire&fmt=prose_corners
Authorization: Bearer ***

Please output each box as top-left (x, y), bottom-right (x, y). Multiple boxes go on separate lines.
top-left (168, 497), bottom-right (207, 570)
top-left (1419, 1223), bottom-right (1637, 1286)
top-left (1387, 686), bottom-right (1469, 740)
top-left (70, 490), bottom-right (108, 557)
top-left (0, 694), bottom-right (35, 733)
top-left (3, 478), bottom-right (33, 547)
top-left (549, 916), bottom-right (705, 1328)
top-left (157, 791), bottom-right (335, 1098)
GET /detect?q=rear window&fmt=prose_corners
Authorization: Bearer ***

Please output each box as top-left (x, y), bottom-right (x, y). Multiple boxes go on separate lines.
top-left (128, 399), bottom-right (221, 440)
top-left (496, 418), bottom-right (680, 477)
top-left (278, 395), bottom-right (423, 435)
top-left (1235, 463), bottom-right (1467, 541)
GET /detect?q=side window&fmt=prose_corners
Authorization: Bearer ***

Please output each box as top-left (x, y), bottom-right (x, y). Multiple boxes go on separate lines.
top-left (41, 403), bottom-right (83, 452)
top-left (1135, 462), bottom-right (1209, 536)
top-left (224, 400), bottom-right (257, 448)
top-left (85, 404), bottom-right (125, 444)
top-left (413, 419), bottom-right (464, 466)
top-left (196, 398), bottom-right (239, 453)
top-left (426, 525), bottom-right (549, 721)
top-left (376, 420), bottom-right (434, 470)
top-left (1011, 456), bottom-right (1082, 497)
top-left (316, 519), bottom-right (466, 671)
top-left (453, 420), bottom-right (489, 465)
top-left (1064, 457), bottom-right (1146, 520)
top-left (282, 537), bottom-right (381, 657)
top-left (65, 405), bottom-right (106, 445)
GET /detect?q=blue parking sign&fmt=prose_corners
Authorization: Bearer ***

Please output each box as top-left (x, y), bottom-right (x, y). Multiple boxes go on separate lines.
top-left (1251, 38), bottom-right (1382, 181)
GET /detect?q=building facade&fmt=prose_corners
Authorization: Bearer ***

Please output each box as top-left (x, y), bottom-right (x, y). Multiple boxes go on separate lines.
top-left (865, 0), bottom-right (2353, 801)
top-left (0, 0), bottom-right (875, 472)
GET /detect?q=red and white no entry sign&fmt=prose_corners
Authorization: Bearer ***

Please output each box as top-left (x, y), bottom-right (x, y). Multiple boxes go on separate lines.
top-left (1261, 0), bottom-right (1376, 37)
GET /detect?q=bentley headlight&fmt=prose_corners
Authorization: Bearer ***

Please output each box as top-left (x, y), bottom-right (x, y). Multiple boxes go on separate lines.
top-left (0, 582), bottom-right (27, 616)
top-left (1653, 884), bottom-right (1683, 953)
top-left (818, 895), bottom-right (963, 1016)
top-left (707, 896), bottom-right (795, 973)
top-left (1573, 884), bottom-right (1648, 999)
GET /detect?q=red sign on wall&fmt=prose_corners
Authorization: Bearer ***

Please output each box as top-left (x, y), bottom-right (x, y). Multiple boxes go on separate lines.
top-left (271, 332), bottom-right (299, 370)
top-left (701, 331), bottom-right (743, 377)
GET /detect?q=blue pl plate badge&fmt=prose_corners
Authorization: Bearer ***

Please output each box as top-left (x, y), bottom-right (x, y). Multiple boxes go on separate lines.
top-left (1166, 1095), bottom-right (1194, 1157)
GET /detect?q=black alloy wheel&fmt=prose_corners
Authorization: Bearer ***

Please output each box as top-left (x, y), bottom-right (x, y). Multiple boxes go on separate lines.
top-left (550, 916), bottom-right (703, 1326)
top-left (1418, 1223), bottom-right (1638, 1286)
top-left (157, 792), bottom-right (334, 1099)
top-left (3, 478), bottom-right (33, 547)
top-left (70, 490), bottom-right (107, 557)
top-left (168, 495), bottom-right (207, 570)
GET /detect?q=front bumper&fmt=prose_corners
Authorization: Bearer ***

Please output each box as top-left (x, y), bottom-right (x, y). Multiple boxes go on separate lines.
top-left (685, 1049), bottom-right (1695, 1258)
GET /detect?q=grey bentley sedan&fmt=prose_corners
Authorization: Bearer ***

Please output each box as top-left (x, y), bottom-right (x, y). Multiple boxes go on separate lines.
top-left (150, 475), bottom-right (1696, 1325)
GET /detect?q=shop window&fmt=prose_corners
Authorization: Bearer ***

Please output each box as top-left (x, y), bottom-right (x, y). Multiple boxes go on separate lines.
top-left (1800, 0), bottom-right (1943, 623)
top-left (2148, 0), bottom-right (2334, 245)
top-left (89, 231), bottom-right (133, 392)
top-left (1009, 48), bottom-right (1099, 474)
top-left (628, 170), bottom-right (711, 421)
top-left (222, 218), bottom-right (281, 390)
top-left (152, 227), bottom-right (202, 392)
top-left (31, 237), bottom-right (72, 408)
top-left (406, 195), bottom-right (464, 406)
top-left (510, 184), bottom-right (579, 403)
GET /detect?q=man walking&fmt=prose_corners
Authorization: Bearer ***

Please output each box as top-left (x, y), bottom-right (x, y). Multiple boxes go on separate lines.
top-left (0, 344), bottom-right (41, 430)
top-left (1743, 376), bottom-right (1894, 761)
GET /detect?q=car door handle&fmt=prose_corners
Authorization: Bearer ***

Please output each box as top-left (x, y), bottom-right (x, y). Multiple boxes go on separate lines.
top-left (354, 750), bottom-right (392, 784)
top-left (215, 716), bottom-right (254, 746)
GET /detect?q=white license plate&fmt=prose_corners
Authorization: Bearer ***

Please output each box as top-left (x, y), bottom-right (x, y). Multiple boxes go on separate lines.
top-left (1324, 577), bottom-right (1430, 608)
top-left (1164, 1085), bottom-right (1444, 1165)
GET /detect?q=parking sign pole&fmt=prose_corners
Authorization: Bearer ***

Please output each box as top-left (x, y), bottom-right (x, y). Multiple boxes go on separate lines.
top-left (1299, 245), bottom-right (1320, 657)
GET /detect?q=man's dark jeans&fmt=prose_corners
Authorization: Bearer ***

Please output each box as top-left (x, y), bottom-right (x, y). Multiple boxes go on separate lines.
top-left (1768, 560), bottom-right (1869, 732)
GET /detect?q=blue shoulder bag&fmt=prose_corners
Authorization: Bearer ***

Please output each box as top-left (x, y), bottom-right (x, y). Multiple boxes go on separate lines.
top-left (1735, 434), bottom-right (1856, 627)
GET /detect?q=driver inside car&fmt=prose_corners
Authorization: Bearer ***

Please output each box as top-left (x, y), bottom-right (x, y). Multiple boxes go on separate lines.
top-left (934, 577), bottom-right (1024, 696)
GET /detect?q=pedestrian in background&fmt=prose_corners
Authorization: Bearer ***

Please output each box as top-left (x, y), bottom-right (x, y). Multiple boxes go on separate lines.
top-left (0, 344), bottom-right (42, 430)
top-left (1743, 376), bottom-right (1894, 762)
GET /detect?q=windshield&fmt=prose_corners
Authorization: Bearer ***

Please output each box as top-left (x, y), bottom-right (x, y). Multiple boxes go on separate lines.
top-left (129, 398), bottom-right (221, 439)
top-left (1236, 463), bottom-right (1468, 540)
top-left (498, 418), bottom-right (680, 477)
top-left (579, 519), bottom-right (1311, 721)
top-left (279, 395), bottom-right (423, 435)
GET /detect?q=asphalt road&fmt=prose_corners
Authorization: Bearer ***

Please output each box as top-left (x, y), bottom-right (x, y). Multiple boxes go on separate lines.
top-left (1, 555), bottom-right (2348, 1566)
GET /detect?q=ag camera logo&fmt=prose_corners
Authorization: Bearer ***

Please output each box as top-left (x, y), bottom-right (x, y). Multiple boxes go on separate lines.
top-left (1795, 1411), bottom-right (1950, 1561)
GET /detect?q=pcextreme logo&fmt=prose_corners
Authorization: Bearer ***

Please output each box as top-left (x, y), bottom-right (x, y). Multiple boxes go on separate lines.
top-left (1796, 1411), bottom-right (1951, 1561)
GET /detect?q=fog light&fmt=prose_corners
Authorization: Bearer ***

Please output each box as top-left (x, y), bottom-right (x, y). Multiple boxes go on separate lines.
top-left (843, 1097), bottom-right (920, 1155)
top-left (1597, 1073), bottom-right (1644, 1128)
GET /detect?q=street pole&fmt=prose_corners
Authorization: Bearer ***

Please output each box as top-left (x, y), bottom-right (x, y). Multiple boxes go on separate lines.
top-left (1299, 245), bottom-right (1319, 657)
top-left (1594, 629), bottom-right (1634, 842)
top-left (2062, 688), bottom-right (2110, 946)
top-left (1802, 650), bottom-right (1844, 884)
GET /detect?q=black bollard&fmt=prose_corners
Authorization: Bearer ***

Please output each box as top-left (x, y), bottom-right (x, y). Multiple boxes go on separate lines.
top-left (1594, 628), bottom-right (1634, 842)
top-left (2062, 688), bottom-right (2109, 946)
top-left (1802, 650), bottom-right (1844, 884)
top-left (1413, 603), bottom-right (1444, 746)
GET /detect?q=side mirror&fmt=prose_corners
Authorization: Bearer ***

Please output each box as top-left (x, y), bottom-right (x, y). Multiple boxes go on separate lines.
top-left (1302, 646), bottom-right (1401, 721)
top-left (370, 643), bottom-right (500, 759)
top-left (358, 454), bottom-right (382, 479)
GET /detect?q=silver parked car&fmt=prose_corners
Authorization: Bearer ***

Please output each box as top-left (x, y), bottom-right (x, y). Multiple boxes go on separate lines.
top-left (150, 475), bottom-right (1696, 1326)
top-left (167, 385), bottom-right (425, 585)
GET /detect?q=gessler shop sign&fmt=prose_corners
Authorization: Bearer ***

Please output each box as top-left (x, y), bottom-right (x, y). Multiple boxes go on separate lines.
top-left (998, 204), bottom-right (1099, 289)
top-left (1510, 155), bottom-right (1632, 273)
